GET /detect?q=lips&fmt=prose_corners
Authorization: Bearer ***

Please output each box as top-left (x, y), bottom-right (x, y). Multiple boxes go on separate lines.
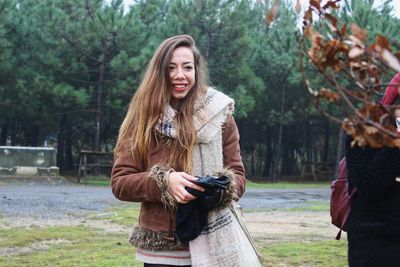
top-left (173, 84), bottom-right (188, 92)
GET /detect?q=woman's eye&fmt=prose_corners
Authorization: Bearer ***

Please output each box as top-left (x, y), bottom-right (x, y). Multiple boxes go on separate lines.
top-left (185, 65), bottom-right (193, 70)
top-left (169, 66), bottom-right (175, 72)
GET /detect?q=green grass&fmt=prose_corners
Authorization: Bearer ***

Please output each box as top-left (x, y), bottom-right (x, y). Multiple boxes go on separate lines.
top-left (0, 224), bottom-right (348, 267)
top-left (90, 205), bottom-right (141, 226)
top-left (0, 226), bottom-right (95, 247)
top-left (0, 226), bottom-right (138, 267)
top-left (246, 180), bottom-right (330, 189)
top-left (288, 201), bottom-right (330, 212)
top-left (74, 176), bottom-right (111, 186)
top-left (260, 240), bottom-right (348, 267)
top-left (244, 201), bottom-right (330, 213)
top-left (82, 179), bottom-right (111, 186)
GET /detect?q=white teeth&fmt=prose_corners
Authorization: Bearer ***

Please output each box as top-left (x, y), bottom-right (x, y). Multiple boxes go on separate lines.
top-left (174, 84), bottom-right (186, 88)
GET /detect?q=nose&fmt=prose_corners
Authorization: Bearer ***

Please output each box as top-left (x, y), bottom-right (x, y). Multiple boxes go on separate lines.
top-left (174, 67), bottom-right (185, 79)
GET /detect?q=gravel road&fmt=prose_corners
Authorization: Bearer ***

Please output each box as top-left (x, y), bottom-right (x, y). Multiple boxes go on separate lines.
top-left (0, 181), bottom-right (330, 220)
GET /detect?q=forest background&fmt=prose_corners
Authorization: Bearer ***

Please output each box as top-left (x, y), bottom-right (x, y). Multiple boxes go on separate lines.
top-left (1, 0), bottom-right (399, 181)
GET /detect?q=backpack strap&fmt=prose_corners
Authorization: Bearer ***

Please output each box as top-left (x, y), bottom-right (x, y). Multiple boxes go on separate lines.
top-left (335, 186), bottom-right (358, 240)
top-left (335, 229), bottom-right (342, 240)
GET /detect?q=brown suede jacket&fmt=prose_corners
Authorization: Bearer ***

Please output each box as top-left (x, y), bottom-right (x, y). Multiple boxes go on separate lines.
top-left (111, 115), bottom-right (246, 250)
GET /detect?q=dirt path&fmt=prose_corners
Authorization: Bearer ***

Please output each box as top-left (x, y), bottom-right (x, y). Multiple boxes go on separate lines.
top-left (245, 211), bottom-right (341, 245)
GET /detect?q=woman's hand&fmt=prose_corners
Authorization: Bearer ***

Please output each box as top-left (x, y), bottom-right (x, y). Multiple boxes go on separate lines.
top-left (168, 172), bottom-right (204, 204)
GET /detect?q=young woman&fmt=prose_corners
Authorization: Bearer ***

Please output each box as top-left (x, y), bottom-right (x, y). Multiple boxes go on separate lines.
top-left (111, 35), bottom-right (246, 266)
top-left (345, 73), bottom-right (400, 267)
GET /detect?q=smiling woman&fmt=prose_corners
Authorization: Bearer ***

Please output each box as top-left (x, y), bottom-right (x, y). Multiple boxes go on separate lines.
top-left (110, 35), bottom-right (251, 266)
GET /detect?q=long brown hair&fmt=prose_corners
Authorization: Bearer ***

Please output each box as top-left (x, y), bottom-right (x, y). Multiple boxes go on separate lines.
top-left (114, 35), bottom-right (208, 172)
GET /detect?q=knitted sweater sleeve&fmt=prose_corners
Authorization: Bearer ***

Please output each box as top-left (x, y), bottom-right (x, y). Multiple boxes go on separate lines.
top-left (345, 135), bottom-right (400, 200)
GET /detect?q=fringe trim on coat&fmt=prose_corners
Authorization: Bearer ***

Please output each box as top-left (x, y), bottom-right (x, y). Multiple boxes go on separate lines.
top-left (129, 226), bottom-right (186, 251)
top-left (150, 164), bottom-right (177, 210)
top-left (212, 168), bottom-right (238, 210)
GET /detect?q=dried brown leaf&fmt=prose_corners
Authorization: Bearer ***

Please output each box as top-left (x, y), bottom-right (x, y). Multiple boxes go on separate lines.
top-left (352, 91), bottom-right (366, 100)
top-left (391, 138), bottom-right (400, 147)
top-left (349, 61), bottom-right (362, 69)
top-left (318, 88), bottom-right (340, 102)
top-left (351, 24), bottom-right (367, 43)
top-left (368, 64), bottom-right (378, 76)
top-left (360, 125), bottom-right (387, 148)
top-left (324, 13), bottom-right (337, 29)
top-left (360, 103), bottom-right (381, 122)
top-left (342, 119), bottom-right (356, 136)
top-left (340, 24), bottom-right (347, 38)
top-left (353, 135), bottom-right (367, 147)
top-left (376, 35), bottom-right (390, 50)
top-left (381, 49), bottom-right (400, 72)
top-left (319, 39), bottom-right (348, 72)
top-left (308, 32), bottom-right (324, 63)
top-left (304, 25), bottom-right (313, 38)
top-left (322, 0), bottom-right (341, 10)
top-left (371, 43), bottom-right (382, 53)
top-left (364, 125), bottom-right (378, 135)
top-left (265, 0), bottom-right (280, 27)
top-left (310, 0), bottom-right (321, 10)
top-left (349, 47), bottom-right (365, 58)
top-left (348, 35), bottom-right (365, 48)
top-left (303, 9), bottom-right (313, 26)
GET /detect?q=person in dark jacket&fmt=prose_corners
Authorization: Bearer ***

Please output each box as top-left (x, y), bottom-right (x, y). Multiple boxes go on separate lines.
top-left (345, 73), bottom-right (400, 267)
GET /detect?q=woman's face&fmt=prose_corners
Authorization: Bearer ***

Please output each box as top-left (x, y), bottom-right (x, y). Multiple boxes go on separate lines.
top-left (169, 46), bottom-right (196, 100)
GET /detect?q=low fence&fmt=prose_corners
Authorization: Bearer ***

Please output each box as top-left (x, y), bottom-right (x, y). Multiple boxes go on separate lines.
top-left (77, 150), bottom-right (113, 182)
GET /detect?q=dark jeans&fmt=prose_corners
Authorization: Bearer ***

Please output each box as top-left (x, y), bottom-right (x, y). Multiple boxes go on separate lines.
top-left (144, 264), bottom-right (191, 267)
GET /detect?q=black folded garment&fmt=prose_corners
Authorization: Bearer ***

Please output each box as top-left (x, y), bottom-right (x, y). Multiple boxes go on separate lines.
top-left (186, 175), bottom-right (230, 209)
top-left (176, 175), bottom-right (230, 243)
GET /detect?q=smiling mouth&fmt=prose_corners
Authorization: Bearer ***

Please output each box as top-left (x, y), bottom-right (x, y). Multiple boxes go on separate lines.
top-left (173, 84), bottom-right (187, 92)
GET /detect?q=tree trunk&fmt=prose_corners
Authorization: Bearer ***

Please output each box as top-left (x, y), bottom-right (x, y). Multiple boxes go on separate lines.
top-left (322, 118), bottom-right (330, 162)
top-left (0, 123), bottom-right (8, 145)
top-left (250, 145), bottom-right (255, 176)
top-left (57, 115), bottom-right (66, 169)
top-left (29, 125), bottom-right (40, 146)
top-left (305, 118), bottom-right (313, 163)
top-left (9, 123), bottom-right (15, 146)
top-left (94, 37), bottom-right (112, 152)
top-left (256, 143), bottom-right (263, 176)
top-left (281, 127), bottom-right (295, 175)
top-left (65, 117), bottom-right (73, 170)
top-left (300, 118), bottom-right (314, 177)
top-left (272, 84), bottom-right (286, 182)
top-left (94, 60), bottom-right (104, 152)
top-left (263, 125), bottom-right (272, 178)
top-left (334, 129), bottom-right (346, 179)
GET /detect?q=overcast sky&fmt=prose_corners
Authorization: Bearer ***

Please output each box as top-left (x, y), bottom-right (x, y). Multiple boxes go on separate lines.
top-left (373, 0), bottom-right (399, 16)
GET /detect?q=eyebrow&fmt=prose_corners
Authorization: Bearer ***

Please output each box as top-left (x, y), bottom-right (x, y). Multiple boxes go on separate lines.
top-left (169, 62), bottom-right (194, 65)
